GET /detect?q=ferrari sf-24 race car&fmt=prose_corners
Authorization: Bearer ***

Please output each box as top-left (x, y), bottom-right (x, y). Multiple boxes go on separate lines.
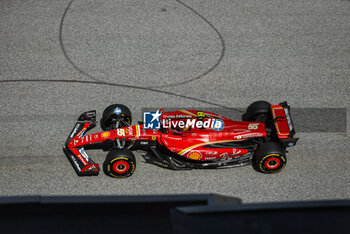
top-left (63, 101), bottom-right (298, 178)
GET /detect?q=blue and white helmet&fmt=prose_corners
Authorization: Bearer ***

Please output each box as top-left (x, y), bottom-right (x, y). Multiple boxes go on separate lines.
top-left (114, 107), bottom-right (122, 115)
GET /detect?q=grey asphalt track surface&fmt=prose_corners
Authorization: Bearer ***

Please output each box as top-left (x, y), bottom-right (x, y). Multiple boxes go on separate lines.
top-left (0, 0), bottom-right (349, 203)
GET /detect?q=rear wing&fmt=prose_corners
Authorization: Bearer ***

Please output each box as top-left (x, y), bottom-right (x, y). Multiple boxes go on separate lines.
top-left (271, 102), bottom-right (298, 147)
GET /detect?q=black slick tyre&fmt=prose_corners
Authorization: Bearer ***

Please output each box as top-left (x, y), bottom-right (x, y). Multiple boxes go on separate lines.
top-left (100, 104), bottom-right (132, 131)
top-left (103, 148), bottom-right (136, 178)
top-left (242, 100), bottom-right (271, 123)
top-left (254, 142), bottom-right (286, 174)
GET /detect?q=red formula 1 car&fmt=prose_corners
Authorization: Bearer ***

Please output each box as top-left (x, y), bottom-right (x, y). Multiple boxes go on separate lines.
top-left (63, 101), bottom-right (298, 178)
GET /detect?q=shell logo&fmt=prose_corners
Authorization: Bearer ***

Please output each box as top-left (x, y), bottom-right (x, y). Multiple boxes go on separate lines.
top-left (188, 152), bottom-right (201, 160)
top-left (102, 132), bottom-right (110, 138)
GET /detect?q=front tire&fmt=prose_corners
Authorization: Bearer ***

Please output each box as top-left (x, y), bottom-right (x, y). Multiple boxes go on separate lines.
top-left (100, 104), bottom-right (132, 131)
top-left (103, 148), bottom-right (136, 178)
top-left (254, 142), bottom-right (286, 174)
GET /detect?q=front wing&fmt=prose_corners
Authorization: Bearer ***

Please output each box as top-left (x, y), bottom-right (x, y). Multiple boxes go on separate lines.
top-left (63, 111), bottom-right (100, 176)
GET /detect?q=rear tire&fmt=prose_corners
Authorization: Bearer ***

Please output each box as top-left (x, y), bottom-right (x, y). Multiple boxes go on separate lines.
top-left (103, 148), bottom-right (136, 178)
top-left (100, 104), bottom-right (132, 131)
top-left (242, 101), bottom-right (271, 124)
top-left (254, 142), bottom-right (286, 174)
